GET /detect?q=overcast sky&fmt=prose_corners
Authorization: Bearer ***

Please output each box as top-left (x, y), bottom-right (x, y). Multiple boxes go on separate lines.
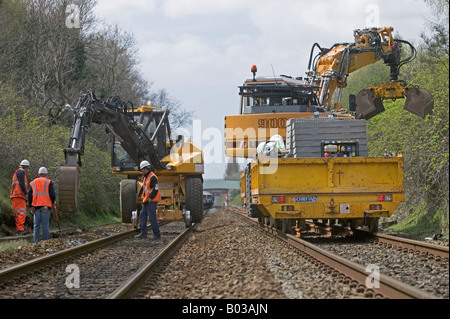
top-left (93, 0), bottom-right (432, 179)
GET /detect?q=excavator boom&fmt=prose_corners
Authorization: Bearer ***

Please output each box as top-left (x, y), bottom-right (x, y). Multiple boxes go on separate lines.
top-left (59, 90), bottom-right (205, 226)
top-left (308, 27), bottom-right (433, 119)
top-left (59, 90), bottom-right (167, 212)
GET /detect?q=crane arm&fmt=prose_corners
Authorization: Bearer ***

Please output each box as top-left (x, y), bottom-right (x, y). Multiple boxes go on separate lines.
top-left (59, 90), bottom-right (167, 212)
top-left (63, 90), bottom-right (164, 170)
top-left (307, 27), bottom-right (432, 119)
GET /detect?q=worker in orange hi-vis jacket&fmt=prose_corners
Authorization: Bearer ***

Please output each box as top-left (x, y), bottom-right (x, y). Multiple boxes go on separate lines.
top-left (28, 167), bottom-right (56, 243)
top-left (135, 160), bottom-right (161, 240)
top-left (10, 160), bottom-right (30, 235)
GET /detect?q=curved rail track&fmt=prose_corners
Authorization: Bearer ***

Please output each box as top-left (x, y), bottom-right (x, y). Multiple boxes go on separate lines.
top-left (229, 206), bottom-right (446, 299)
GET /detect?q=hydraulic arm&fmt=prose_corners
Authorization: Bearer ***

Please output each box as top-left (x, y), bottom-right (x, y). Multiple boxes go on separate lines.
top-left (307, 27), bottom-right (433, 119)
top-left (59, 90), bottom-right (170, 212)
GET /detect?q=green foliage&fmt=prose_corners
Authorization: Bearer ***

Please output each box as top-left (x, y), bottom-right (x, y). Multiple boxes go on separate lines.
top-left (0, 239), bottom-right (29, 251)
top-left (339, 61), bottom-right (390, 108)
top-left (0, 0), bottom-right (191, 230)
top-left (339, 2), bottom-right (449, 236)
top-left (0, 107), bottom-right (123, 229)
top-left (76, 138), bottom-right (122, 217)
top-left (231, 193), bottom-right (242, 207)
top-left (390, 202), bottom-right (445, 237)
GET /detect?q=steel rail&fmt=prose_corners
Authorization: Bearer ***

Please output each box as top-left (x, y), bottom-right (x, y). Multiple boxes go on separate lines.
top-left (369, 232), bottom-right (449, 259)
top-left (282, 232), bottom-right (437, 299)
top-left (108, 225), bottom-right (193, 299)
top-left (230, 208), bottom-right (438, 299)
top-left (0, 227), bottom-right (148, 284)
top-left (0, 221), bottom-right (176, 284)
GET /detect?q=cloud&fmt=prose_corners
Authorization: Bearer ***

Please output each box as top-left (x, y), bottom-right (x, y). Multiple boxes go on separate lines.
top-left (93, 0), bottom-right (433, 178)
top-left (161, 0), bottom-right (253, 19)
top-left (94, 0), bottom-right (157, 22)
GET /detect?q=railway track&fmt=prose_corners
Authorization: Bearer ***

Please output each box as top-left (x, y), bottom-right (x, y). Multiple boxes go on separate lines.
top-left (1, 207), bottom-right (446, 299)
top-left (0, 221), bottom-right (189, 298)
top-left (362, 231), bottom-right (449, 259)
top-left (132, 207), bottom-right (372, 299)
top-left (108, 223), bottom-right (194, 299)
top-left (306, 233), bottom-right (449, 298)
top-left (229, 206), bottom-right (447, 299)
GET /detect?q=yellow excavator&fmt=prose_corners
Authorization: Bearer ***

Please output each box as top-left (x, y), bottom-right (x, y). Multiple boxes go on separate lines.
top-left (224, 27), bottom-right (434, 235)
top-left (59, 90), bottom-right (204, 227)
top-left (225, 27), bottom-right (433, 158)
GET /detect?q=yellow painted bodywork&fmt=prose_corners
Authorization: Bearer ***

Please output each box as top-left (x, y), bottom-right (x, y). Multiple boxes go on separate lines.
top-left (163, 139), bottom-right (204, 174)
top-left (130, 139), bottom-right (203, 222)
top-left (315, 27), bottom-right (395, 108)
top-left (114, 105), bottom-right (204, 222)
top-left (242, 157), bottom-right (404, 220)
top-left (368, 81), bottom-right (408, 99)
top-left (112, 140), bottom-right (204, 176)
top-left (225, 112), bottom-right (318, 158)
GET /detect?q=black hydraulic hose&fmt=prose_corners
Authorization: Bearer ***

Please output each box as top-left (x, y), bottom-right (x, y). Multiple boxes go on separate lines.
top-left (308, 43), bottom-right (323, 71)
top-left (337, 47), bottom-right (350, 79)
top-left (395, 39), bottom-right (417, 69)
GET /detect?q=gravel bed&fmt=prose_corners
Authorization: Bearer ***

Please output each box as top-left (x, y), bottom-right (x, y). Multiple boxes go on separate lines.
top-left (306, 236), bottom-right (449, 298)
top-left (0, 222), bottom-right (186, 299)
top-left (138, 209), bottom-right (371, 299)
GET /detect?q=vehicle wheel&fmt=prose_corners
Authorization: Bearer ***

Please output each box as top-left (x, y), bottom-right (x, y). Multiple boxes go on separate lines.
top-left (186, 175), bottom-right (204, 223)
top-left (245, 165), bottom-right (262, 219)
top-left (282, 219), bottom-right (294, 234)
top-left (120, 179), bottom-right (137, 223)
top-left (258, 215), bottom-right (265, 226)
top-left (245, 165), bottom-right (252, 216)
top-left (271, 217), bottom-right (281, 230)
top-left (184, 208), bottom-right (191, 228)
top-left (349, 219), bottom-right (357, 232)
top-left (368, 218), bottom-right (379, 233)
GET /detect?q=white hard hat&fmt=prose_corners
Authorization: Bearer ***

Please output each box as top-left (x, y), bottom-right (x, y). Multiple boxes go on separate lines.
top-left (270, 134), bottom-right (289, 154)
top-left (139, 160), bottom-right (151, 170)
top-left (20, 159), bottom-right (30, 167)
top-left (38, 167), bottom-right (48, 175)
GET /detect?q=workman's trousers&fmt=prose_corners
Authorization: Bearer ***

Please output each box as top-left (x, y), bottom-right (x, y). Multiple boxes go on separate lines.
top-left (33, 207), bottom-right (50, 243)
top-left (11, 197), bottom-right (27, 231)
top-left (139, 201), bottom-right (161, 238)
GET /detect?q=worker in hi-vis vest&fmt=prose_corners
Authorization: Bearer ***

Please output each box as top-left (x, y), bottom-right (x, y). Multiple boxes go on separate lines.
top-left (136, 160), bottom-right (161, 240)
top-left (10, 159), bottom-right (30, 234)
top-left (28, 167), bottom-right (56, 243)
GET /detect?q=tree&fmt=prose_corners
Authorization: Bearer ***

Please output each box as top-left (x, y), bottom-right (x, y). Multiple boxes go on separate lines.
top-left (0, 0), bottom-right (98, 122)
top-left (224, 160), bottom-right (241, 180)
top-left (148, 88), bottom-right (193, 130)
top-left (85, 25), bottom-right (149, 102)
top-left (0, 0), bottom-right (195, 226)
top-left (421, 0), bottom-right (449, 68)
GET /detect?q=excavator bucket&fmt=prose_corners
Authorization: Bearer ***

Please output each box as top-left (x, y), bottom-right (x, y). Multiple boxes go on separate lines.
top-left (58, 164), bottom-right (80, 213)
top-left (404, 87), bottom-right (434, 118)
top-left (355, 89), bottom-right (385, 120)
